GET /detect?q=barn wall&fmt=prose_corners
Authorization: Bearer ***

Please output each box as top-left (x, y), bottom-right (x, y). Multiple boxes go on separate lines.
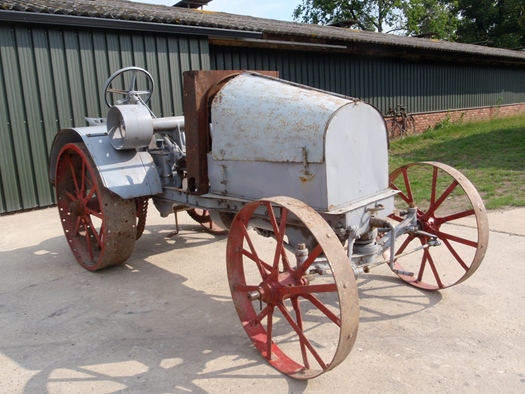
top-left (412, 103), bottom-right (525, 133)
top-left (2, 22), bottom-right (525, 213)
top-left (0, 23), bottom-right (209, 213)
top-left (210, 45), bottom-right (525, 116)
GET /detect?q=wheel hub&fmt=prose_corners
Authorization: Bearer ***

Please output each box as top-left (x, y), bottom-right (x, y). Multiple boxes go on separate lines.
top-left (69, 200), bottom-right (84, 217)
top-left (418, 213), bottom-right (438, 233)
top-left (258, 272), bottom-right (298, 304)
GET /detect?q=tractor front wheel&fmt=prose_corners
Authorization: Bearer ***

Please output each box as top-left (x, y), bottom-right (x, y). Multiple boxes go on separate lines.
top-left (388, 162), bottom-right (489, 290)
top-left (227, 196), bottom-right (359, 379)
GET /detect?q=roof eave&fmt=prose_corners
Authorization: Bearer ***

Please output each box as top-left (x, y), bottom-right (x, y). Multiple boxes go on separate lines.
top-left (0, 10), bottom-right (262, 39)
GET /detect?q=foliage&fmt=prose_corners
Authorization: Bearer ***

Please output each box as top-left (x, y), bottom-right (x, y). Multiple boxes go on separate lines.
top-left (400, 0), bottom-right (458, 40)
top-left (454, 0), bottom-right (525, 49)
top-left (432, 114), bottom-right (453, 130)
top-left (293, 0), bottom-right (525, 48)
top-left (292, 0), bottom-right (458, 37)
top-left (292, 0), bottom-right (402, 32)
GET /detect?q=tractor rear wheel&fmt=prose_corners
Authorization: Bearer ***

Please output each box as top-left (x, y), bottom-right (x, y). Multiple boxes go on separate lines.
top-left (55, 143), bottom-right (137, 271)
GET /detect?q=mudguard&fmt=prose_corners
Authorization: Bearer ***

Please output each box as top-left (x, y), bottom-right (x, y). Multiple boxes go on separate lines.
top-left (49, 126), bottom-right (162, 199)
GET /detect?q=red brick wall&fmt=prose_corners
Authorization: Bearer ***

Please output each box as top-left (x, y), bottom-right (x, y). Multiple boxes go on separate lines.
top-left (390, 103), bottom-right (525, 134)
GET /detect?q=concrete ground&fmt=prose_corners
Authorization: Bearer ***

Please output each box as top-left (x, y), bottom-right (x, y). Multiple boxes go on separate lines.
top-left (0, 204), bottom-right (524, 393)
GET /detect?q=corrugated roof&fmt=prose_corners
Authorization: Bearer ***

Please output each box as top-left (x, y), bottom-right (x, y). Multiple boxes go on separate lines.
top-left (1, 0), bottom-right (525, 63)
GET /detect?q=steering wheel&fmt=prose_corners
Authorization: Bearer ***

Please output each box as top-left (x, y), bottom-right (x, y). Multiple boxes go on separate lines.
top-left (103, 66), bottom-right (154, 108)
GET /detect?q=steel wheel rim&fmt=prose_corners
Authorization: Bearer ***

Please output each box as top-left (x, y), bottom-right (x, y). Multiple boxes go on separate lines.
top-left (227, 196), bottom-right (359, 379)
top-left (55, 143), bottom-right (136, 270)
top-left (389, 162), bottom-right (489, 290)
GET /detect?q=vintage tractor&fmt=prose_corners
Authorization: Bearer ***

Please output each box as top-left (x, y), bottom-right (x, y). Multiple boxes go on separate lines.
top-left (49, 67), bottom-right (489, 379)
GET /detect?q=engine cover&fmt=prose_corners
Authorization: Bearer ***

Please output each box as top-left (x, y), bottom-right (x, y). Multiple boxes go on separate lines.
top-left (207, 73), bottom-right (391, 213)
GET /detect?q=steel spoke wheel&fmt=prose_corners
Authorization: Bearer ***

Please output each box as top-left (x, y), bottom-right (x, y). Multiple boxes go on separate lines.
top-left (386, 118), bottom-right (402, 140)
top-left (227, 196), bottom-right (359, 379)
top-left (55, 143), bottom-right (137, 271)
top-left (187, 208), bottom-right (228, 235)
top-left (389, 162), bottom-right (489, 290)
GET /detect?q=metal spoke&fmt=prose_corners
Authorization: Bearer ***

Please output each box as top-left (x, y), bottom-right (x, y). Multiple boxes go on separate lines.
top-left (277, 303), bottom-right (328, 370)
top-left (286, 283), bottom-right (337, 296)
top-left (265, 307), bottom-right (274, 360)
top-left (292, 297), bottom-right (309, 369)
top-left (402, 168), bottom-right (414, 202)
top-left (390, 181), bottom-right (412, 205)
top-left (436, 209), bottom-right (475, 224)
top-left (240, 221), bottom-right (271, 279)
top-left (433, 229), bottom-right (478, 248)
top-left (442, 238), bottom-right (469, 271)
top-left (430, 166), bottom-right (438, 205)
top-left (427, 179), bottom-right (459, 217)
top-left (424, 248), bottom-right (444, 289)
top-left (296, 244), bottom-right (322, 276)
top-left (252, 304), bottom-right (272, 326)
top-left (128, 70), bottom-right (138, 92)
top-left (304, 293), bottom-right (341, 326)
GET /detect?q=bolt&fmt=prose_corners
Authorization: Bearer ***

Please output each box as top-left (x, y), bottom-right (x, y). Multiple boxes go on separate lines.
top-left (248, 290), bottom-right (261, 301)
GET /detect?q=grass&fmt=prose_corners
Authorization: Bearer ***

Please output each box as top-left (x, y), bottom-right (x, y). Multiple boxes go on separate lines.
top-left (388, 114), bottom-right (525, 210)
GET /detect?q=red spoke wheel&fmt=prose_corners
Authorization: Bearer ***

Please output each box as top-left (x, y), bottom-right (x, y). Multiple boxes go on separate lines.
top-left (187, 208), bottom-right (228, 235)
top-left (389, 162), bottom-right (489, 290)
top-left (55, 143), bottom-right (137, 271)
top-left (227, 196), bottom-right (359, 379)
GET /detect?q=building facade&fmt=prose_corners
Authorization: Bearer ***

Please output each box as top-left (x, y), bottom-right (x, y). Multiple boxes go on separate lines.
top-left (0, 0), bottom-right (524, 213)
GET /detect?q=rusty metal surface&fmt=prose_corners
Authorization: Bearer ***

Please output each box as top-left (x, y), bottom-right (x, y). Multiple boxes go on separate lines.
top-left (183, 70), bottom-right (278, 195)
top-left (226, 196), bottom-right (359, 379)
top-left (211, 73), bottom-right (350, 163)
top-left (388, 161), bottom-right (489, 290)
top-left (187, 208), bottom-right (228, 235)
top-left (55, 142), bottom-right (137, 271)
top-left (135, 196), bottom-right (149, 240)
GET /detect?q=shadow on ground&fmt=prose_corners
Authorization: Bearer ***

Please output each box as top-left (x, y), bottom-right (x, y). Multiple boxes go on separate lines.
top-left (0, 218), bottom-right (442, 392)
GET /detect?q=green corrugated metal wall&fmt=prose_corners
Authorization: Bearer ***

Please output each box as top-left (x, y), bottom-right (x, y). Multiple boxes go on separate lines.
top-left (210, 46), bottom-right (525, 115)
top-left (0, 24), bottom-right (209, 213)
top-left (2, 23), bottom-right (524, 214)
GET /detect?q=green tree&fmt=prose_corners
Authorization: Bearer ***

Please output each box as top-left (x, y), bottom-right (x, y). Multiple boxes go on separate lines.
top-left (455, 0), bottom-right (525, 48)
top-left (401, 0), bottom-right (458, 40)
top-left (293, 0), bottom-right (459, 39)
top-left (292, 0), bottom-right (403, 33)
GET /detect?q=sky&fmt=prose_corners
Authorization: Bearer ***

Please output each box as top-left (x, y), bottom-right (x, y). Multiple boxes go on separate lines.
top-left (129, 0), bottom-right (298, 22)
